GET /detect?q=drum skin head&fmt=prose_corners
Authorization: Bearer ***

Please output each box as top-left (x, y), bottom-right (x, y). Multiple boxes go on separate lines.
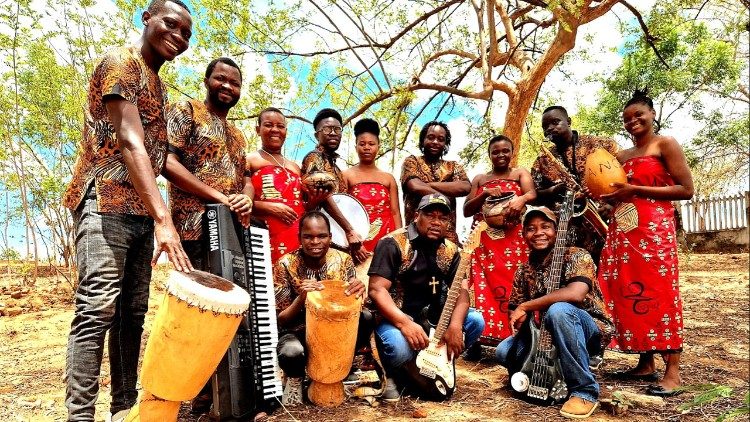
top-left (320, 194), bottom-right (371, 248)
top-left (167, 270), bottom-right (250, 315)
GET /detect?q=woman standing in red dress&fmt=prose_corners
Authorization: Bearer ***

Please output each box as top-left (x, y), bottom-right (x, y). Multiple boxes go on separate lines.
top-left (246, 107), bottom-right (306, 261)
top-left (343, 118), bottom-right (402, 253)
top-left (599, 90), bottom-right (694, 396)
top-left (464, 135), bottom-right (535, 352)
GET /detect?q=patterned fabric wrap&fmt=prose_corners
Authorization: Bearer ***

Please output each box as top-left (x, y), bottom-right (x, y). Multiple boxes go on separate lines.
top-left (469, 179), bottom-right (529, 344)
top-left (349, 182), bottom-right (396, 251)
top-left (250, 165), bottom-right (304, 261)
top-left (301, 146), bottom-right (346, 193)
top-left (400, 155), bottom-right (469, 244)
top-left (273, 248), bottom-right (356, 333)
top-left (512, 247), bottom-right (614, 350)
top-left (530, 133), bottom-right (618, 257)
top-left (166, 99), bottom-right (247, 240)
top-left (64, 46), bottom-right (169, 215)
top-left (598, 156), bottom-right (683, 353)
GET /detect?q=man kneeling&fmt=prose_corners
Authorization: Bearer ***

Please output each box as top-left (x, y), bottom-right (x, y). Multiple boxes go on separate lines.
top-left (368, 193), bottom-right (484, 402)
top-left (496, 206), bottom-right (613, 419)
top-left (273, 211), bottom-right (372, 405)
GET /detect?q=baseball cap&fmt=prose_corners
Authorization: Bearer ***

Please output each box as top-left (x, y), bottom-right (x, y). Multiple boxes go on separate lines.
top-left (522, 206), bottom-right (557, 226)
top-left (417, 193), bottom-right (451, 213)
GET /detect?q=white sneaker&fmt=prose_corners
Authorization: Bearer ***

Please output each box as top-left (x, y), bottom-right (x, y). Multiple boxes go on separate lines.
top-left (282, 377), bottom-right (303, 406)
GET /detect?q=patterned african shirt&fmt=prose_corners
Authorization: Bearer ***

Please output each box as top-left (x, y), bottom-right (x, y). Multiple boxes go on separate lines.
top-left (510, 246), bottom-right (614, 349)
top-left (63, 46), bottom-right (169, 215)
top-left (301, 146), bottom-right (346, 193)
top-left (531, 132), bottom-right (618, 259)
top-left (166, 99), bottom-right (247, 240)
top-left (400, 155), bottom-right (469, 244)
top-left (368, 223), bottom-right (460, 324)
top-left (274, 248), bottom-right (356, 333)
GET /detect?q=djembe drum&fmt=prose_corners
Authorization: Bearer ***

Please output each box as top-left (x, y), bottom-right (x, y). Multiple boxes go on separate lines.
top-left (125, 270), bottom-right (250, 421)
top-left (305, 279), bottom-right (361, 407)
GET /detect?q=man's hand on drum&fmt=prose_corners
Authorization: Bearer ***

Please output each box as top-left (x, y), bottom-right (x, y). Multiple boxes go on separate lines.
top-left (299, 278), bottom-right (325, 294)
top-left (267, 202), bottom-right (299, 226)
top-left (343, 276), bottom-right (366, 300)
top-left (227, 193), bottom-right (252, 227)
top-left (440, 322), bottom-right (464, 360)
top-left (398, 319), bottom-right (429, 351)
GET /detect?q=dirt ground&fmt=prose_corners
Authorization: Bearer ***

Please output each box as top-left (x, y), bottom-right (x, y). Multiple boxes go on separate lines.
top-left (1, 253), bottom-right (748, 422)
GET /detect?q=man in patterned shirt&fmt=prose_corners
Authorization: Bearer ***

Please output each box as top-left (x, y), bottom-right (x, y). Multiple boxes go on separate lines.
top-left (401, 121), bottom-right (471, 244)
top-left (532, 106), bottom-right (619, 264)
top-left (162, 56), bottom-right (252, 415)
top-left (61, 1), bottom-right (193, 420)
top-left (301, 108), bottom-right (367, 262)
top-left (163, 57), bottom-right (252, 271)
top-left (273, 211), bottom-right (369, 406)
top-left (495, 206), bottom-right (613, 419)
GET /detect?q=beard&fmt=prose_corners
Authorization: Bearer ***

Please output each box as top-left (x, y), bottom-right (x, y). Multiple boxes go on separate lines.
top-left (208, 89), bottom-right (239, 110)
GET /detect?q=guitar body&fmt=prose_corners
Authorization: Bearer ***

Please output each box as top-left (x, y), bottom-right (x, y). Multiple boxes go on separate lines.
top-left (408, 328), bottom-right (456, 401)
top-left (509, 192), bottom-right (577, 405)
top-left (510, 316), bottom-right (568, 403)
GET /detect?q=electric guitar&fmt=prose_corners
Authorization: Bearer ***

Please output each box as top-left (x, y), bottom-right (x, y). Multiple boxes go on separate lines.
top-left (510, 191), bottom-right (576, 403)
top-left (408, 221), bottom-right (487, 401)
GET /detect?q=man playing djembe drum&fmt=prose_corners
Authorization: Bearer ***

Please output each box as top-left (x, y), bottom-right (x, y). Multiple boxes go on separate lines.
top-left (368, 194), bottom-right (485, 402)
top-left (273, 211), bottom-right (373, 406)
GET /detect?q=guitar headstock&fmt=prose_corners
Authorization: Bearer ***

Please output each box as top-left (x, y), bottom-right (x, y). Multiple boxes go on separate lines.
top-left (462, 221), bottom-right (487, 254)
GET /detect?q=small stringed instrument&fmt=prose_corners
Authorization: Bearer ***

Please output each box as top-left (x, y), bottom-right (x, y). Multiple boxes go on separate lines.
top-left (406, 221), bottom-right (487, 401)
top-left (510, 191), bottom-right (576, 403)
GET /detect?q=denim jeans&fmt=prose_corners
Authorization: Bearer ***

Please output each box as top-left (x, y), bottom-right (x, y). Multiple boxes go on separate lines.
top-left (495, 302), bottom-right (601, 402)
top-left (65, 190), bottom-right (154, 421)
top-left (375, 308), bottom-right (485, 372)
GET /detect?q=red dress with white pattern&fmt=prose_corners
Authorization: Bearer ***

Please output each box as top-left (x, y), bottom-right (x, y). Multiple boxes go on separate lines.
top-left (349, 182), bottom-right (397, 251)
top-left (598, 156), bottom-right (683, 353)
top-left (251, 165), bottom-right (305, 261)
top-left (469, 179), bottom-right (529, 345)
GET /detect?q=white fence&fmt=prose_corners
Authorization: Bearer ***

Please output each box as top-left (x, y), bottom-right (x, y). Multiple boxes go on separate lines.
top-left (679, 192), bottom-right (749, 234)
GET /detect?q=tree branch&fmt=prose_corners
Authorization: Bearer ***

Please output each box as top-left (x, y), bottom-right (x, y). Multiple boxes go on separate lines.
top-left (616, 0), bottom-right (670, 69)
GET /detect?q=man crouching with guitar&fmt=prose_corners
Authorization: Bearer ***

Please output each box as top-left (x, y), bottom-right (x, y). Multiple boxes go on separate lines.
top-left (368, 193), bottom-right (485, 402)
top-left (496, 205), bottom-right (613, 419)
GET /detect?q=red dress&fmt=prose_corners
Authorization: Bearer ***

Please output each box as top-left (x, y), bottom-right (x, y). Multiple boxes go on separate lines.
top-left (469, 179), bottom-right (529, 345)
top-left (349, 182), bottom-right (397, 251)
top-left (598, 156), bottom-right (683, 352)
top-left (250, 165), bottom-right (305, 261)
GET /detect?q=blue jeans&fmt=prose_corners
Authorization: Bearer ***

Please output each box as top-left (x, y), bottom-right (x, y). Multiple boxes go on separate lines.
top-left (375, 308), bottom-right (485, 371)
top-left (65, 191), bottom-right (154, 421)
top-left (495, 302), bottom-right (601, 402)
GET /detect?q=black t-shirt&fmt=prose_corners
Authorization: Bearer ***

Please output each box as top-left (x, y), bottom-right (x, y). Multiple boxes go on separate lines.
top-left (368, 224), bottom-right (460, 324)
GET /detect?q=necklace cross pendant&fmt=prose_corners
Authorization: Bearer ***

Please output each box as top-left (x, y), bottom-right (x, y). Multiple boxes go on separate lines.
top-left (430, 276), bottom-right (439, 295)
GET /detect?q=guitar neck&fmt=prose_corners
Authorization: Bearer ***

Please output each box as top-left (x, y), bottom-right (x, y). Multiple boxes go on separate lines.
top-left (543, 194), bottom-right (575, 294)
top-left (432, 250), bottom-right (471, 341)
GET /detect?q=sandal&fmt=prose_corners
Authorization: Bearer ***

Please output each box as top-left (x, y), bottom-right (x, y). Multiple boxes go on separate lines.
top-left (646, 384), bottom-right (683, 397)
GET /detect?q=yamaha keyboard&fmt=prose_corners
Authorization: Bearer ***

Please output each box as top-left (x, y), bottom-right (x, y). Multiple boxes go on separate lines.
top-left (204, 204), bottom-right (283, 420)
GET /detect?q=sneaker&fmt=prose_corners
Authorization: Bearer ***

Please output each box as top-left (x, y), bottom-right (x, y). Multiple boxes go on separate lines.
top-left (108, 409), bottom-right (130, 422)
top-left (560, 396), bottom-right (599, 419)
top-left (282, 377), bottom-right (303, 406)
top-left (381, 378), bottom-right (401, 403)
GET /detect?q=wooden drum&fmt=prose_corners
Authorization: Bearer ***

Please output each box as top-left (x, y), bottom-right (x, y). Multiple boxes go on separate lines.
top-left (305, 279), bottom-right (361, 407)
top-left (126, 270), bottom-right (250, 421)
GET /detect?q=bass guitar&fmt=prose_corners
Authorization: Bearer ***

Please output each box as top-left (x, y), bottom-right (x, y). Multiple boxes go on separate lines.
top-left (407, 221), bottom-right (487, 401)
top-left (510, 191), bottom-right (575, 403)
